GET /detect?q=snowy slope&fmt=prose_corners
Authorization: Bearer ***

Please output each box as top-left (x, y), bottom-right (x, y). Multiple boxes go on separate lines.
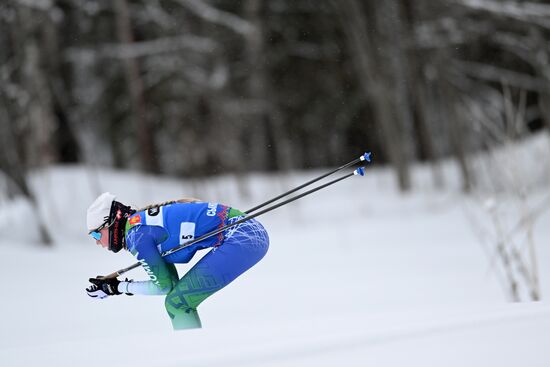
top-left (1, 136), bottom-right (550, 366)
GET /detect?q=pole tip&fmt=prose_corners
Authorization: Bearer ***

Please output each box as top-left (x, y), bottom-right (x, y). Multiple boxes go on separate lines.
top-left (361, 152), bottom-right (372, 162)
top-left (354, 167), bottom-right (366, 176)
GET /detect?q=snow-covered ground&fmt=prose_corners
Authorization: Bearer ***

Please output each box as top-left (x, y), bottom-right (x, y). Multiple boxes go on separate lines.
top-left (1, 135), bottom-right (550, 366)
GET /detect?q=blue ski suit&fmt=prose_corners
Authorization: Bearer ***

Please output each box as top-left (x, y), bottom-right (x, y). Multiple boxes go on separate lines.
top-left (122, 201), bottom-right (269, 330)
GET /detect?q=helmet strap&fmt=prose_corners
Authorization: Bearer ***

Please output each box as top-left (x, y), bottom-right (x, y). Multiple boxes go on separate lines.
top-left (108, 201), bottom-right (136, 253)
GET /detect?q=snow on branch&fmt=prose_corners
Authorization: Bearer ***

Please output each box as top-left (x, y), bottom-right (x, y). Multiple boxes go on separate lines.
top-left (14, 0), bottom-right (53, 11)
top-left (65, 34), bottom-right (217, 62)
top-left (454, 0), bottom-right (550, 28)
top-left (174, 0), bottom-right (255, 36)
top-left (452, 59), bottom-right (549, 92)
top-left (490, 32), bottom-right (534, 64)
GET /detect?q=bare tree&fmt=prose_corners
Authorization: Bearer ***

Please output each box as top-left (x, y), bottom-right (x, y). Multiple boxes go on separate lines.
top-left (114, 0), bottom-right (160, 173)
top-left (332, 0), bottom-right (412, 191)
top-left (463, 87), bottom-right (548, 301)
top-left (2, 0), bottom-right (550, 185)
top-left (0, 2), bottom-right (60, 245)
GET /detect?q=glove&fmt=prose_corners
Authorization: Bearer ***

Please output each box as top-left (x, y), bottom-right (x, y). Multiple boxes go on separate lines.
top-left (86, 277), bottom-right (122, 299)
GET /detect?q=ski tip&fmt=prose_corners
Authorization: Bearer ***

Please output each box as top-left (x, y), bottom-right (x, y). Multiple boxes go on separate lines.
top-left (354, 167), bottom-right (366, 176)
top-left (360, 152), bottom-right (372, 162)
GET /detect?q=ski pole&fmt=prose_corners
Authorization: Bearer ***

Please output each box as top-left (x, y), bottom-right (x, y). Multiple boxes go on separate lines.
top-left (101, 166), bottom-right (369, 279)
top-left (164, 166), bottom-right (367, 257)
top-left (245, 152), bottom-right (371, 214)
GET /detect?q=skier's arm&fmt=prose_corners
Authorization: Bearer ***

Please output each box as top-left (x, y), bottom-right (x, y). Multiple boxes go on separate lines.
top-left (119, 278), bottom-right (176, 296)
top-left (125, 226), bottom-right (179, 295)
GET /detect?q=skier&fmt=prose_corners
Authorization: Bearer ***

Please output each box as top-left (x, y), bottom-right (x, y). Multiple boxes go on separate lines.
top-left (85, 192), bottom-right (269, 330)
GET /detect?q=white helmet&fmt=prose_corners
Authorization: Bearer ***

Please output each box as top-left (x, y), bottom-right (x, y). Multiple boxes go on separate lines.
top-left (87, 192), bottom-right (116, 232)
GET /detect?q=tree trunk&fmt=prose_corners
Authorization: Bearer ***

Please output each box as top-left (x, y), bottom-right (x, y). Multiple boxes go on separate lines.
top-left (243, 0), bottom-right (292, 171)
top-left (4, 5), bottom-right (55, 246)
top-left (441, 81), bottom-right (473, 193)
top-left (401, 0), bottom-right (444, 188)
top-left (333, 0), bottom-right (411, 191)
top-left (42, 12), bottom-right (80, 163)
top-left (15, 6), bottom-right (58, 167)
top-left (242, 0), bottom-right (271, 171)
top-left (0, 99), bottom-right (53, 246)
top-left (114, 0), bottom-right (159, 173)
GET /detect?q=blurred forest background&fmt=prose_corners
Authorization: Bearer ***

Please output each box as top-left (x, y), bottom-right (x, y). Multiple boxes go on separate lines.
top-left (1, 0), bottom-right (550, 198)
top-left (1, 1), bottom-right (550, 302)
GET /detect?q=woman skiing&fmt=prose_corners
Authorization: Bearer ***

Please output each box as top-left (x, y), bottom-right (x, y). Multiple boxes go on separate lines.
top-left (85, 192), bottom-right (269, 330)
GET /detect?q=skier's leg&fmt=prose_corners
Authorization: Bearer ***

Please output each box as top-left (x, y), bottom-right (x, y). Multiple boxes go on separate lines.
top-left (164, 218), bottom-right (269, 330)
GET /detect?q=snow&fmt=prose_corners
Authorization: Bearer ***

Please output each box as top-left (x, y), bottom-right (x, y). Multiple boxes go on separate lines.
top-left (1, 135), bottom-right (550, 366)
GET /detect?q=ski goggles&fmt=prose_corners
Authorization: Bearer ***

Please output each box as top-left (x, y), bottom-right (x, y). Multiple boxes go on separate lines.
top-left (89, 230), bottom-right (103, 241)
top-left (88, 220), bottom-right (111, 241)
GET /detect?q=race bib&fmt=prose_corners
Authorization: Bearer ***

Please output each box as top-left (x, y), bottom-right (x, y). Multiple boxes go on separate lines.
top-left (179, 222), bottom-right (196, 244)
top-left (145, 206), bottom-right (163, 227)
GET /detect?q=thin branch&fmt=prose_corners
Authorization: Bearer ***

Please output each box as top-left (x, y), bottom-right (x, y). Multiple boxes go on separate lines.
top-left (456, 0), bottom-right (550, 17)
top-left (491, 208), bottom-right (520, 301)
top-left (452, 59), bottom-right (550, 93)
top-left (490, 32), bottom-right (536, 65)
top-left (462, 199), bottom-right (509, 293)
top-left (510, 242), bottom-right (539, 300)
top-left (64, 34), bottom-right (217, 62)
top-left (139, 0), bottom-right (178, 30)
top-left (174, 0), bottom-right (255, 36)
top-left (504, 194), bottom-right (550, 242)
top-left (413, 17), bottom-right (494, 49)
top-left (453, 0), bottom-right (550, 29)
top-left (13, 0), bottom-right (53, 11)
